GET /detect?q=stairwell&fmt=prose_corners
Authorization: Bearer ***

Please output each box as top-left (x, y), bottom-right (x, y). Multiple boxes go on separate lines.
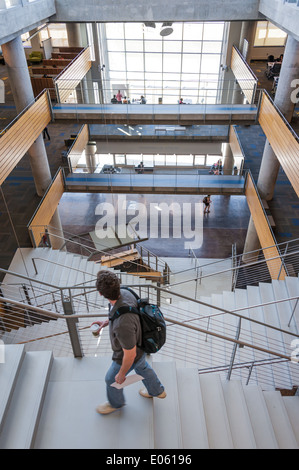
top-left (0, 247), bottom-right (299, 448)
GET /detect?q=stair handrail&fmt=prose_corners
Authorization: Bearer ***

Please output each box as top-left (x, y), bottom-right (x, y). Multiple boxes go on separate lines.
top-left (165, 246), bottom-right (299, 290)
top-left (1, 293), bottom-right (296, 365)
top-left (161, 236), bottom-right (299, 284)
top-left (1, 265), bottom-right (299, 340)
top-left (38, 228), bottom-right (167, 278)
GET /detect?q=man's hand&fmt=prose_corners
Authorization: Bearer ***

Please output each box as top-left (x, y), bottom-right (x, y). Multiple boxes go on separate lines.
top-left (91, 319), bottom-right (109, 330)
top-left (115, 346), bottom-right (136, 384)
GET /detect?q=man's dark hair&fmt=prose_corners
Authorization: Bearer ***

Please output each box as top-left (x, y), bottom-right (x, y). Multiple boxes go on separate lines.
top-left (96, 270), bottom-right (120, 300)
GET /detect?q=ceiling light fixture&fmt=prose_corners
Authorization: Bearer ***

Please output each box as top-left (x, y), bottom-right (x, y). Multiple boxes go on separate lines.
top-left (160, 22), bottom-right (173, 36)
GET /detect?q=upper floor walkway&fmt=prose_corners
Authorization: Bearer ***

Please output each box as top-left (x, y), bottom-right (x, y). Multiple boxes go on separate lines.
top-left (53, 102), bottom-right (258, 126)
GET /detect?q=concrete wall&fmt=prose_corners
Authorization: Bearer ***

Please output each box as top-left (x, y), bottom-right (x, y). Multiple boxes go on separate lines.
top-left (0, 0), bottom-right (55, 46)
top-left (52, 0), bottom-right (261, 22)
top-left (259, 0), bottom-right (299, 42)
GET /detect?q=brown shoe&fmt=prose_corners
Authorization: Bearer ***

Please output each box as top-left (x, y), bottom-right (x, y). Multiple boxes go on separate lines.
top-left (139, 388), bottom-right (167, 399)
top-left (96, 402), bottom-right (121, 415)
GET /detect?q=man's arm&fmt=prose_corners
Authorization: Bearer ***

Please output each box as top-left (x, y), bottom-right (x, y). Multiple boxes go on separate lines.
top-left (115, 346), bottom-right (137, 384)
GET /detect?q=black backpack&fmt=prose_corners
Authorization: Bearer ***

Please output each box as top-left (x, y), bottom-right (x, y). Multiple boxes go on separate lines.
top-left (110, 287), bottom-right (166, 354)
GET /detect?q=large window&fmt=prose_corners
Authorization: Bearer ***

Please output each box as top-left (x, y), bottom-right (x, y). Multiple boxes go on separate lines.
top-left (40, 24), bottom-right (68, 48)
top-left (100, 22), bottom-right (225, 104)
top-left (254, 21), bottom-right (287, 47)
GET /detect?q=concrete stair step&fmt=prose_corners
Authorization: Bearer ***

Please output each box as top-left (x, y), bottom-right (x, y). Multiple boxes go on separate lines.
top-left (0, 344), bottom-right (25, 433)
top-left (222, 379), bottom-right (256, 448)
top-left (0, 350), bottom-right (53, 449)
top-left (283, 396), bottom-right (299, 446)
top-left (199, 373), bottom-right (234, 449)
top-left (151, 361), bottom-right (182, 449)
top-left (242, 384), bottom-right (278, 449)
top-left (263, 390), bottom-right (298, 449)
top-left (176, 367), bottom-right (209, 448)
top-left (34, 355), bottom-right (154, 449)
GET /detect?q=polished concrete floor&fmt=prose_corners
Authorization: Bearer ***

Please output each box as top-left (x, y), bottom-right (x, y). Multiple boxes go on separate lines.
top-left (0, 60), bottom-right (298, 278)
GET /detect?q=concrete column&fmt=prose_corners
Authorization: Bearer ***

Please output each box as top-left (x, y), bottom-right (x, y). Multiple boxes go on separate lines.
top-left (232, 80), bottom-right (245, 104)
top-left (256, 140), bottom-right (280, 201)
top-left (48, 209), bottom-right (65, 250)
top-left (85, 141), bottom-right (97, 173)
top-left (91, 22), bottom-right (104, 103)
top-left (274, 34), bottom-right (299, 123)
top-left (239, 21), bottom-right (256, 63)
top-left (66, 23), bottom-right (82, 47)
top-left (222, 143), bottom-right (234, 174)
top-left (2, 36), bottom-right (52, 196)
top-left (242, 217), bottom-right (260, 263)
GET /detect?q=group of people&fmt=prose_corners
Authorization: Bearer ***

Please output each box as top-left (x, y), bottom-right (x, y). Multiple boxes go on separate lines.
top-left (111, 90), bottom-right (146, 104)
top-left (209, 159), bottom-right (223, 175)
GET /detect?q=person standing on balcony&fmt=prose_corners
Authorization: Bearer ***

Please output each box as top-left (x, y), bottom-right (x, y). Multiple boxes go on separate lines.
top-left (92, 270), bottom-right (166, 415)
top-left (116, 90), bottom-right (123, 103)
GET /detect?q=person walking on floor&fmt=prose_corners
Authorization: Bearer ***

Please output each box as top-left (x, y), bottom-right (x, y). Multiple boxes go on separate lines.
top-left (43, 127), bottom-right (50, 140)
top-left (92, 270), bottom-right (166, 415)
top-left (203, 195), bottom-right (211, 214)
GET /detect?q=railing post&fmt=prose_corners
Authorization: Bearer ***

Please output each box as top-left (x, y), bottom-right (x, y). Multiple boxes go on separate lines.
top-left (62, 289), bottom-right (83, 358)
top-left (227, 317), bottom-right (242, 381)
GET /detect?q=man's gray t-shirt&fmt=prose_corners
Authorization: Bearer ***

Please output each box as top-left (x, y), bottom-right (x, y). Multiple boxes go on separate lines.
top-left (108, 289), bottom-right (143, 365)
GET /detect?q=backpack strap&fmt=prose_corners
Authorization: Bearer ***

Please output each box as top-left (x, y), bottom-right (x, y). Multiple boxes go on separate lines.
top-left (120, 286), bottom-right (140, 301)
top-left (110, 305), bottom-right (140, 322)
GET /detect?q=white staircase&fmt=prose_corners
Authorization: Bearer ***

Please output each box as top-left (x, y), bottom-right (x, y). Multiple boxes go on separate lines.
top-left (1, 247), bottom-right (299, 391)
top-left (0, 344), bottom-right (298, 449)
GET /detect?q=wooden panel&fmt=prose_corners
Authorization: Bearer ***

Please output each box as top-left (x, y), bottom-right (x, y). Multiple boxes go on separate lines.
top-left (55, 47), bottom-right (92, 103)
top-left (245, 172), bottom-right (286, 280)
top-left (68, 124), bottom-right (89, 170)
top-left (31, 77), bottom-right (56, 99)
top-left (52, 52), bottom-right (79, 60)
top-left (258, 91), bottom-right (299, 197)
top-left (231, 46), bottom-right (257, 104)
top-left (229, 125), bottom-right (243, 159)
top-left (28, 169), bottom-right (65, 246)
top-left (31, 67), bottom-right (64, 75)
top-left (0, 91), bottom-right (51, 186)
top-left (43, 59), bottom-right (72, 67)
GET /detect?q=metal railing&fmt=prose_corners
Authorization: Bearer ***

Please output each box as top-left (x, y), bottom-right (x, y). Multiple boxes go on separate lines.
top-left (0, 266), bottom-right (299, 390)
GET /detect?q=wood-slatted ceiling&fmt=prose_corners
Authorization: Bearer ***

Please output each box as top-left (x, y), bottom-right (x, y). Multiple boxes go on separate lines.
top-left (55, 47), bottom-right (92, 103)
top-left (245, 172), bottom-right (286, 280)
top-left (258, 92), bottom-right (299, 198)
top-left (0, 91), bottom-right (51, 186)
top-left (231, 46), bottom-right (257, 105)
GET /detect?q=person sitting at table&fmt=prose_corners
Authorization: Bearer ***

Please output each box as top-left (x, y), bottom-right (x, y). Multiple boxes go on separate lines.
top-left (179, 97), bottom-right (185, 104)
top-left (111, 95), bottom-right (117, 104)
top-left (275, 54), bottom-right (283, 63)
top-left (122, 96), bottom-right (128, 104)
top-left (137, 161), bottom-right (144, 174)
top-left (140, 95), bottom-right (146, 104)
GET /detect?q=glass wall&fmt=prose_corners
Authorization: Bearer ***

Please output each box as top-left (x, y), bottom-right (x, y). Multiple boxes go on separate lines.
top-left (254, 21), bottom-right (287, 47)
top-left (76, 152), bottom-right (223, 171)
top-left (100, 22), bottom-right (225, 105)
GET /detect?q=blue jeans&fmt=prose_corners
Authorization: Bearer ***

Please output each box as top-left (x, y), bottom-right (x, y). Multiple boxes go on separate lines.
top-left (105, 353), bottom-right (164, 409)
